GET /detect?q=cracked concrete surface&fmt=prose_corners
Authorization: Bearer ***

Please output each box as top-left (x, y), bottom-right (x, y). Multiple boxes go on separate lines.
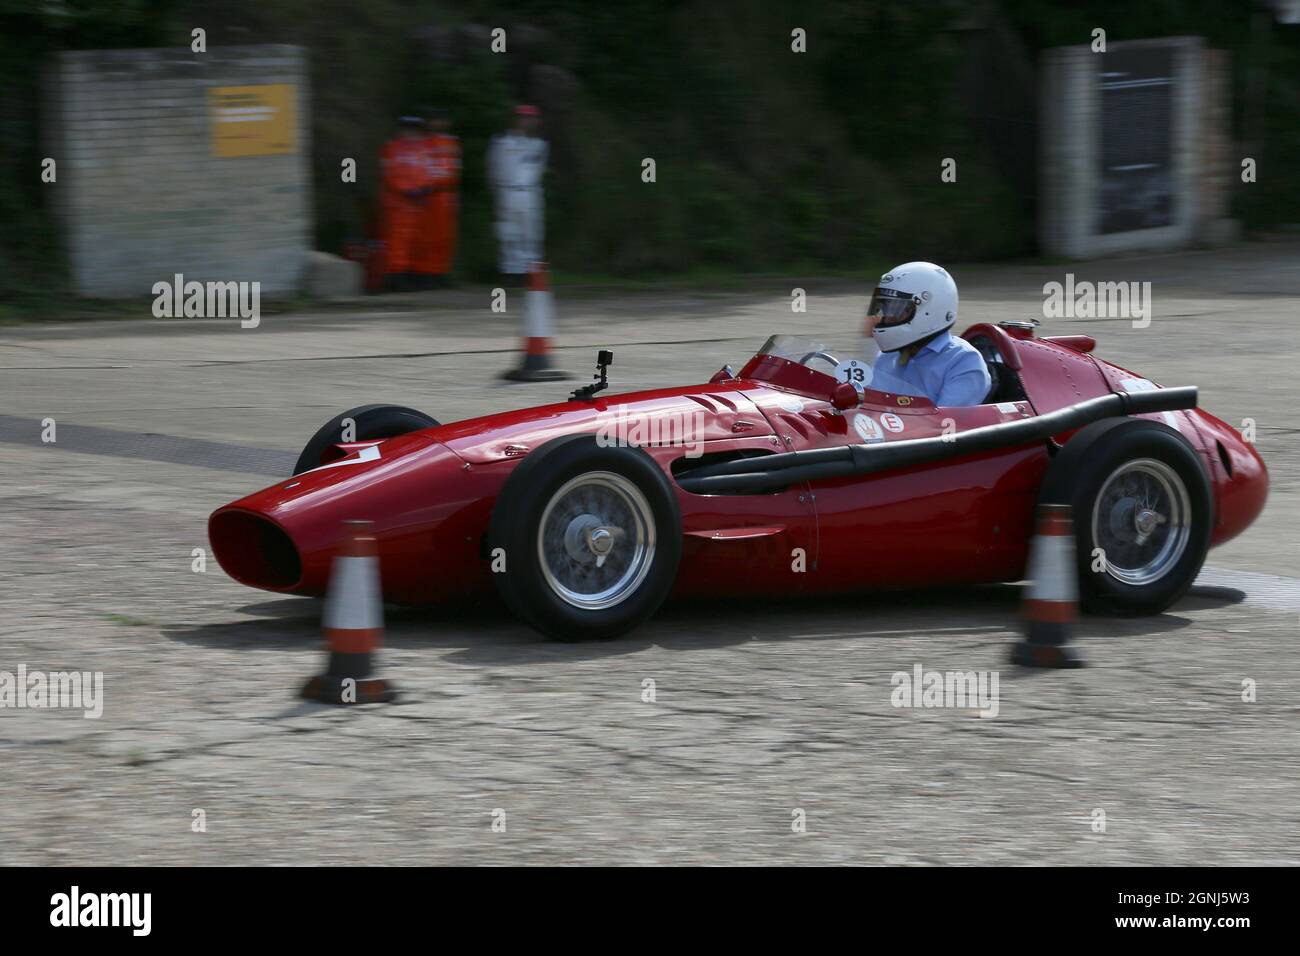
top-left (1, 244), bottom-right (1298, 865)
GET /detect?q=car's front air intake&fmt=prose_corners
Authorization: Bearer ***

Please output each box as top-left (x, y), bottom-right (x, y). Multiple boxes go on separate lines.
top-left (208, 510), bottom-right (303, 589)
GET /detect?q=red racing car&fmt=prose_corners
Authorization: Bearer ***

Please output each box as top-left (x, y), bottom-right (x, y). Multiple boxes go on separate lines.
top-left (209, 321), bottom-right (1267, 640)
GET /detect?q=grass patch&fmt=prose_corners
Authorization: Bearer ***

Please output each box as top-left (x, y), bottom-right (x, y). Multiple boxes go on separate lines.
top-left (103, 613), bottom-right (154, 628)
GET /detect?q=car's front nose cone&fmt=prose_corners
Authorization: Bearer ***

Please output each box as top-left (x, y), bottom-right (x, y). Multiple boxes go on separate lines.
top-left (209, 509), bottom-right (302, 590)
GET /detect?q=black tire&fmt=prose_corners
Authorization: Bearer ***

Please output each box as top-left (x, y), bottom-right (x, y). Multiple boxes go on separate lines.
top-left (488, 435), bottom-right (682, 640)
top-left (291, 404), bottom-right (440, 475)
top-left (1041, 418), bottom-right (1212, 615)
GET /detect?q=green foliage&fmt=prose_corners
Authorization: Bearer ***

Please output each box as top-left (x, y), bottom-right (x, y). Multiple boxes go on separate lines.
top-left (0, 1), bottom-right (177, 302)
top-left (3, 0), bottom-right (1298, 308)
top-left (1002, 0), bottom-right (1300, 227)
top-left (405, 51), bottom-right (515, 280)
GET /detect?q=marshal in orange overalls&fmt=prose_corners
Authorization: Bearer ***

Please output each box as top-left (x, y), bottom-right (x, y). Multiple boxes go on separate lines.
top-left (379, 130), bottom-right (435, 279)
top-left (417, 132), bottom-right (462, 278)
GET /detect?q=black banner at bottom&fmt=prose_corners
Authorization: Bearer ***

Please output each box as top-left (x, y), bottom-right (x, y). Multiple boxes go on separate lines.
top-left (0, 866), bottom-right (1280, 941)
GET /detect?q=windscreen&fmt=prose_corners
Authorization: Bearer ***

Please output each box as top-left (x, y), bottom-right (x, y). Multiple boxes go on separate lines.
top-left (752, 334), bottom-right (926, 398)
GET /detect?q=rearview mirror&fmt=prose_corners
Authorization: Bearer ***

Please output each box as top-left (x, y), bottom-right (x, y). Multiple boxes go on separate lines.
top-left (831, 381), bottom-right (864, 410)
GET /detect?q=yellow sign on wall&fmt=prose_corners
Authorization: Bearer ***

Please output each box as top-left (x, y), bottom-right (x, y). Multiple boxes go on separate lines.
top-left (209, 84), bottom-right (297, 157)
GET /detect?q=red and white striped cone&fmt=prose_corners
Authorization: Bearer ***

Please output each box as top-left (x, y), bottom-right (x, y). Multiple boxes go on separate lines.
top-left (1011, 503), bottom-right (1086, 668)
top-left (503, 261), bottom-right (569, 382)
top-left (302, 520), bottom-right (398, 703)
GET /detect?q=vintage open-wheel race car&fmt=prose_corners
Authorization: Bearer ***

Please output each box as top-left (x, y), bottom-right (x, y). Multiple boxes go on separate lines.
top-left (209, 321), bottom-right (1267, 640)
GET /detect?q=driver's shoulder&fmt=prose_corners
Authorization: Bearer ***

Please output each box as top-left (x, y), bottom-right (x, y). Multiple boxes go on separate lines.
top-left (939, 331), bottom-right (984, 361)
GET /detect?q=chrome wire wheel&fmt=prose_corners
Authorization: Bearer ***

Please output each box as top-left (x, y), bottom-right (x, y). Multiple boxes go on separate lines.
top-left (1091, 458), bottom-right (1192, 587)
top-left (537, 471), bottom-right (656, 610)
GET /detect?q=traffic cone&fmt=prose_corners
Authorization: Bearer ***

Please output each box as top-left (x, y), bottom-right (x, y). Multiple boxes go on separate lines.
top-left (1011, 503), bottom-right (1086, 668)
top-left (302, 520), bottom-right (398, 703)
top-left (503, 261), bottom-right (568, 382)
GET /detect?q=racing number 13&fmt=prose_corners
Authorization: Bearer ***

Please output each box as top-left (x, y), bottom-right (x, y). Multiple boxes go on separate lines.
top-left (839, 359), bottom-right (871, 385)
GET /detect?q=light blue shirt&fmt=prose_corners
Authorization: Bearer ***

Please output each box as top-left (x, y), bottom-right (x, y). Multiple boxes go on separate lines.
top-left (870, 330), bottom-right (991, 407)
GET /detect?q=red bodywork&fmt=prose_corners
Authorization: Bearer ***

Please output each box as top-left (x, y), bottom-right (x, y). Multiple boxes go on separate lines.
top-left (209, 324), bottom-right (1267, 604)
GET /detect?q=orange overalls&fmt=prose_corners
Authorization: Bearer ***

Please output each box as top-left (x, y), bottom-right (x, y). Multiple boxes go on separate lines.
top-left (379, 136), bottom-right (435, 276)
top-left (417, 133), bottom-right (462, 277)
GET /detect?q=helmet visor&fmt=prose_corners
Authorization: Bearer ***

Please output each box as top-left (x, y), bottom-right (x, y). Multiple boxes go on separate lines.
top-left (867, 287), bottom-right (919, 328)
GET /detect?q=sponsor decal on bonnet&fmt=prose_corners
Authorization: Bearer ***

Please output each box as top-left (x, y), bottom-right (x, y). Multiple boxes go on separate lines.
top-left (854, 413), bottom-right (884, 442)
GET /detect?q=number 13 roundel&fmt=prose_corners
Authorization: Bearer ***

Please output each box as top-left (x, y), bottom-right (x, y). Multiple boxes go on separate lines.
top-left (838, 358), bottom-right (872, 386)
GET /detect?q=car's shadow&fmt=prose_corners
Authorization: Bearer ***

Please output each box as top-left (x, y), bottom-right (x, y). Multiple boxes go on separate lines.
top-left (163, 582), bottom-right (1208, 666)
top-left (1179, 584), bottom-right (1247, 610)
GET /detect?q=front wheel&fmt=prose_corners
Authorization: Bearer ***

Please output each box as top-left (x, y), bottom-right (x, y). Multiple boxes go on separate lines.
top-left (1045, 418), bottom-right (1212, 614)
top-left (488, 435), bottom-right (682, 640)
top-left (292, 404), bottom-right (439, 475)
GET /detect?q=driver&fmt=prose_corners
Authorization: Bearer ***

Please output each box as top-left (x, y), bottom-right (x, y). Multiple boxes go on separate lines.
top-left (863, 261), bottom-right (990, 407)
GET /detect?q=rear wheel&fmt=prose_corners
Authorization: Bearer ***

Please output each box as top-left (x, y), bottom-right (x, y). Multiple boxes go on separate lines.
top-left (489, 435), bottom-right (682, 640)
top-left (292, 404), bottom-right (439, 475)
top-left (1044, 418), bottom-right (1212, 614)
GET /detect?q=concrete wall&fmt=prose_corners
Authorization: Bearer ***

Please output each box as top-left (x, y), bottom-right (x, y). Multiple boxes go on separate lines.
top-left (45, 45), bottom-right (311, 298)
top-left (1039, 37), bottom-right (1230, 259)
top-left (1199, 48), bottom-right (1240, 243)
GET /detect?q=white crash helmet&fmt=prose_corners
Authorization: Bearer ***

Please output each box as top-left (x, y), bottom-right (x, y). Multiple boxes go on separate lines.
top-left (867, 261), bottom-right (959, 353)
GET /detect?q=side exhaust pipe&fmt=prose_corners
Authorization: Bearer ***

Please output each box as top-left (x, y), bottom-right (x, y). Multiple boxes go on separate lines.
top-left (676, 386), bottom-right (1198, 495)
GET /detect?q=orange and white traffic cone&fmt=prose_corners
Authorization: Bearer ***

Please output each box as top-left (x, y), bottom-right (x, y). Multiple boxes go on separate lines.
top-left (1011, 503), bottom-right (1086, 668)
top-left (302, 520), bottom-right (398, 703)
top-left (503, 261), bottom-right (568, 382)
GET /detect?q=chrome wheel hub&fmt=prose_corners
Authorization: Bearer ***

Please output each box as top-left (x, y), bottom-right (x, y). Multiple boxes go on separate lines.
top-left (1092, 459), bottom-right (1190, 587)
top-left (1133, 507), bottom-right (1166, 543)
top-left (562, 515), bottom-right (621, 569)
top-left (539, 472), bottom-right (655, 610)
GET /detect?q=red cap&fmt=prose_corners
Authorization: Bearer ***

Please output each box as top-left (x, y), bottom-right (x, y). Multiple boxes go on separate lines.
top-left (515, 104), bottom-right (540, 117)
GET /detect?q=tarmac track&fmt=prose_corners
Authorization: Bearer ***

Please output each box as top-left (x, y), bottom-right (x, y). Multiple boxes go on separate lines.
top-left (1, 244), bottom-right (1297, 865)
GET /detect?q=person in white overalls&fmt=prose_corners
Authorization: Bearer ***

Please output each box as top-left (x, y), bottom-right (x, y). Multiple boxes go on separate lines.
top-left (488, 105), bottom-right (549, 284)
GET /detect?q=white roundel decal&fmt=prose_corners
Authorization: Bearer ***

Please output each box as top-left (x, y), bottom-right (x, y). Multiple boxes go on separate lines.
top-left (837, 358), bottom-right (873, 388)
top-left (853, 413), bottom-right (883, 442)
top-left (880, 413), bottom-right (905, 433)
top-left (776, 396), bottom-right (805, 413)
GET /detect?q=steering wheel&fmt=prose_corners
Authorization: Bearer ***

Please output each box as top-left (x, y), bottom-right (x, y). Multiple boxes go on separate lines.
top-left (797, 350), bottom-right (841, 370)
